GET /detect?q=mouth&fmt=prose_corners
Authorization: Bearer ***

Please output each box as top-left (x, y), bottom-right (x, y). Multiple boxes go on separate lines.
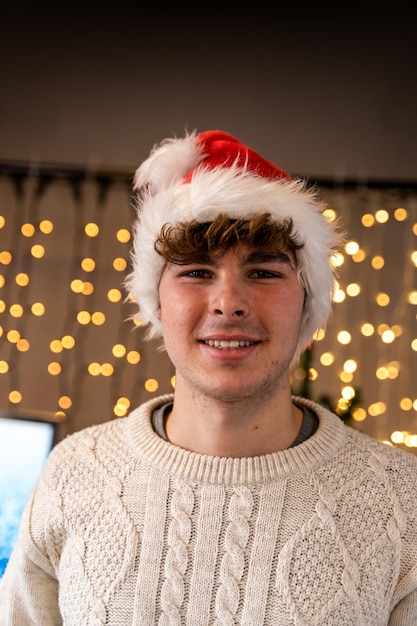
top-left (203, 339), bottom-right (257, 349)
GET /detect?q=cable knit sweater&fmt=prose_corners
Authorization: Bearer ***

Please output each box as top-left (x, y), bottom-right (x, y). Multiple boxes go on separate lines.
top-left (1, 394), bottom-right (417, 625)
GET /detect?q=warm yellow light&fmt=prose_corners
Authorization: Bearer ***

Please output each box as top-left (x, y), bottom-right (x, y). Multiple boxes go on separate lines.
top-left (376, 366), bottom-right (388, 380)
top-left (400, 397), bottom-right (413, 410)
top-left (352, 407), bottom-right (367, 422)
top-left (21, 223), bottom-right (35, 236)
top-left (71, 279), bottom-right (84, 293)
top-left (16, 339), bottom-right (30, 352)
top-left (371, 256), bottom-right (384, 270)
top-left (39, 219), bottom-right (53, 234)
top-left (7, 330), bottom-right (20, 343)
top-left (343, 359), bottom-right (357, 373)
top-left (88, 362), bottom-right (101, 376)
top-left (346, 283), bottom-right (360, 297)
top-left (82, 281), bottom-right (94, 295)
top-left (0, 251), bottom-right (12, 264)
top-left (345, 241), bottom-right (359, 255)
top-left (341, 385), bottom-right (355, 400)
top-left (171, 375), bottom-right (176, 388)
top-left (394, 207), bottom-right (407, 221)
top-left (50, 339), bottom-right (63, 353)
top-left (0, 361), bottom-right (9, 373)
top-left (0, 276), bottom-right (5, 288)
top-left (313, 328), bottom-right (326, 341)
top-left (411, 339), bottom-right (417, 351)
top-left (381, 329), bottom-right (395, 343)
top-left (352, 250), bottom-right (365, 262)
top-left (145, 378), bottom-right (159, 392)
top-left (10, 304), bottom-right (24, 317)
top-left (114, 404), bottom-right (128, 417)
top-left (404, 435), bottom-right (417, 448)
top-left (127, 350), bottom-right (141, 364)
top-left (9, 390), bottom-right (22, 404)
top-left (391, 431), bottom-right (405, 444)
top-left (113, 257), bottom-right (127, 271)
top-left (108, 288), bottom-right (122, 302)
top-left (85, 222), bottom-right (99, 237)
top-left (336, 398), bottom-right (350, 413)
top-left (331, 252), bottom-right (344, 267)
top-left (31, 244), bottom-right (45, 258)
top-left (31, 302), bottom-right (45, 316)
top-left (320, 352), bottom-right (334, 366)
top-left (337, 330), bottom-right (351, 345)
top-left (48, 362), bottom-right (62, 375)
top-left (81, 257), bottom-right (96, 272)
top-left (411, 251), bottom-right (417, 266)
top-left (100, 363), bottom-right (114, 376)
top-left (61, 335), bottom-right (75, 349)
top-left (375, 209), bottom-right (389, 223)
top-left (376, 292), bottom-right (390, 307)
top-left (91, 311), bottom-right (106, 325)
top-left (15, 273), bottom-right (29, 286)
top-left (387, 364), bottom-right (399, 379)
top-left (77, 311), bottom-right (91, 324)
top-left (309, 368), bottom-right (318, 381)
top-left (368, 402), bottom-right (386, 416)
top-left (112, 344), bottom-right (127, 358)
top-left (116, 228), bottom-right (131, 243)
top-left (408, 291), bottom-right (417, 305)
top-left (361, 213), bottom-right (375, 227)
top-left (0, 216), bottom-right (5, 228)
top-left (59, 396), bottom-right (72, 409)
top-left (340, 371), bottom-right (353, 382)
top-left (333, 288), bottom-right (346, 303)
top-left (114, 397), bottom-right (130, 417)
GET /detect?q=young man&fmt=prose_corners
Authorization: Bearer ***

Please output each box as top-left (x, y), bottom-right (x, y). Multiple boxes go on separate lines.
top-left (1, 130), bottom-right (417, 625)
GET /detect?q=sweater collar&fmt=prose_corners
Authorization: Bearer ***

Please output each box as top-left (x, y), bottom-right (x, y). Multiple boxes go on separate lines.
top-left (126, 394), bottom-right (347, 486)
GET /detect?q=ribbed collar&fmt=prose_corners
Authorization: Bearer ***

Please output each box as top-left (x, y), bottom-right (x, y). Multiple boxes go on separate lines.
top-left (126, 394), bottom-right (347, 486)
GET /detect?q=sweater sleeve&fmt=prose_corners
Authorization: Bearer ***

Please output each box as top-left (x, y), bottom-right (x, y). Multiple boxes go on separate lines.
top-left (388, 591), bottom-right (417, 625)
top-left (388, 569), bottom-right (417, 626)
top-left (0, 491), bottom-right (62, 625)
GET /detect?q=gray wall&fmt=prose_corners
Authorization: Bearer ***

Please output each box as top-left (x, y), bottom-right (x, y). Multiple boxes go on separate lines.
top-left (1, 10), bottom-right (416, 182)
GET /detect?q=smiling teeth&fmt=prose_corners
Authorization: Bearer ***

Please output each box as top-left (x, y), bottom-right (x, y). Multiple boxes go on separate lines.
top-left (205, 340), bottom-right (252, 349)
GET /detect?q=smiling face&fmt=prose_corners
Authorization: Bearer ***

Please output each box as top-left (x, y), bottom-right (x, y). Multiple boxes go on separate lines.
top-left (156, 215), bottom-right (306, 407)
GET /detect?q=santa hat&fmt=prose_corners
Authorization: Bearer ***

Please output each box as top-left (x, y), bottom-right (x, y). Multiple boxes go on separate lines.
top-left (125, 129), bottom-right (342, 358)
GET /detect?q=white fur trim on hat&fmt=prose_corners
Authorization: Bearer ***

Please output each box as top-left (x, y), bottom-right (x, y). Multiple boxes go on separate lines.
top-left (125, 130), bottom-right (343, 361)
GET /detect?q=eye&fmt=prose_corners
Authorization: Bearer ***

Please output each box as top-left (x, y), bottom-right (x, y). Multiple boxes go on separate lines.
top-left (250, 269), bottom-right (282, 278)
top-left (181, 268), bottom-right (212, 278)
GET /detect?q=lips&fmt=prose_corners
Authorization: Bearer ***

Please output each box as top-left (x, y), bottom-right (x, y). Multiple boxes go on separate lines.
top-left (203, 339), bottom-right (255, 349)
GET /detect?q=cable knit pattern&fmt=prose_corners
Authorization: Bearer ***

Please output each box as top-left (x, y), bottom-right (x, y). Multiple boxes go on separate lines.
top-left (1, 394), bottom-right (417, 625)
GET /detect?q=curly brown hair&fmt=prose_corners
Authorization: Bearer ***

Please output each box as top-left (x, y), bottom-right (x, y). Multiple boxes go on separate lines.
top-left (154, 213), bottom-right (304, 265)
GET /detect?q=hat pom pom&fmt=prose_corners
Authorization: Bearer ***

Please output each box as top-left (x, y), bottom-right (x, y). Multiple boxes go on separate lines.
top-left (133, 130), bottom-right (204, 194)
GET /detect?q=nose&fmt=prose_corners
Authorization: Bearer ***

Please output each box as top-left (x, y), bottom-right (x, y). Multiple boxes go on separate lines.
top-left (210, 276), bottom-right (249, 319)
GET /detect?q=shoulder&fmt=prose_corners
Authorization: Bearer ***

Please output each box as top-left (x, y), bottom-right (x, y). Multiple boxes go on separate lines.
top-left (45, 394), bottom-right (173, 474)
top-left (300, 397), bottom-right (417, 504)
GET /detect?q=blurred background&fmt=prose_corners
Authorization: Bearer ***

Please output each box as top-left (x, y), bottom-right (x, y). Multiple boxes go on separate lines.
top-left (0, 7), bottom-right (416, 451)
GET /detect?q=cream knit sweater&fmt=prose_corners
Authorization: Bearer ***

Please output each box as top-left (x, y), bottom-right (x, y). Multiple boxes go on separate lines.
top-left (1, 394), bottom-right (417, 625)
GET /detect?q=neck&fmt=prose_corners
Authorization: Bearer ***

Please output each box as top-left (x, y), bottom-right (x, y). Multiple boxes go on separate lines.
top-left (164, 378), bottom-right (303, 457)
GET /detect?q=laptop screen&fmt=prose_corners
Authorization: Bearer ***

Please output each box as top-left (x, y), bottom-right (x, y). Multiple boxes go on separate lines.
top-left (0, 411), bottom-right (62, 579)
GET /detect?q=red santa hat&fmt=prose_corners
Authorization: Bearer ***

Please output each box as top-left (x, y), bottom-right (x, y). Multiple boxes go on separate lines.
top-left (125, 129), bottom-right (342, 361)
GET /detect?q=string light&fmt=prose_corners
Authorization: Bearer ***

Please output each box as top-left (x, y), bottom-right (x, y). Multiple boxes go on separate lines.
top-left (0, 172), bottom-right (415, 452)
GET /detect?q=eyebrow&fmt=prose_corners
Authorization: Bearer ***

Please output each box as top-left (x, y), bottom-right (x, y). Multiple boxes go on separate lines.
top-left (175, 250), bottom-right (295, 268)
top-left (244, 250), bottom-right (293, 266)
